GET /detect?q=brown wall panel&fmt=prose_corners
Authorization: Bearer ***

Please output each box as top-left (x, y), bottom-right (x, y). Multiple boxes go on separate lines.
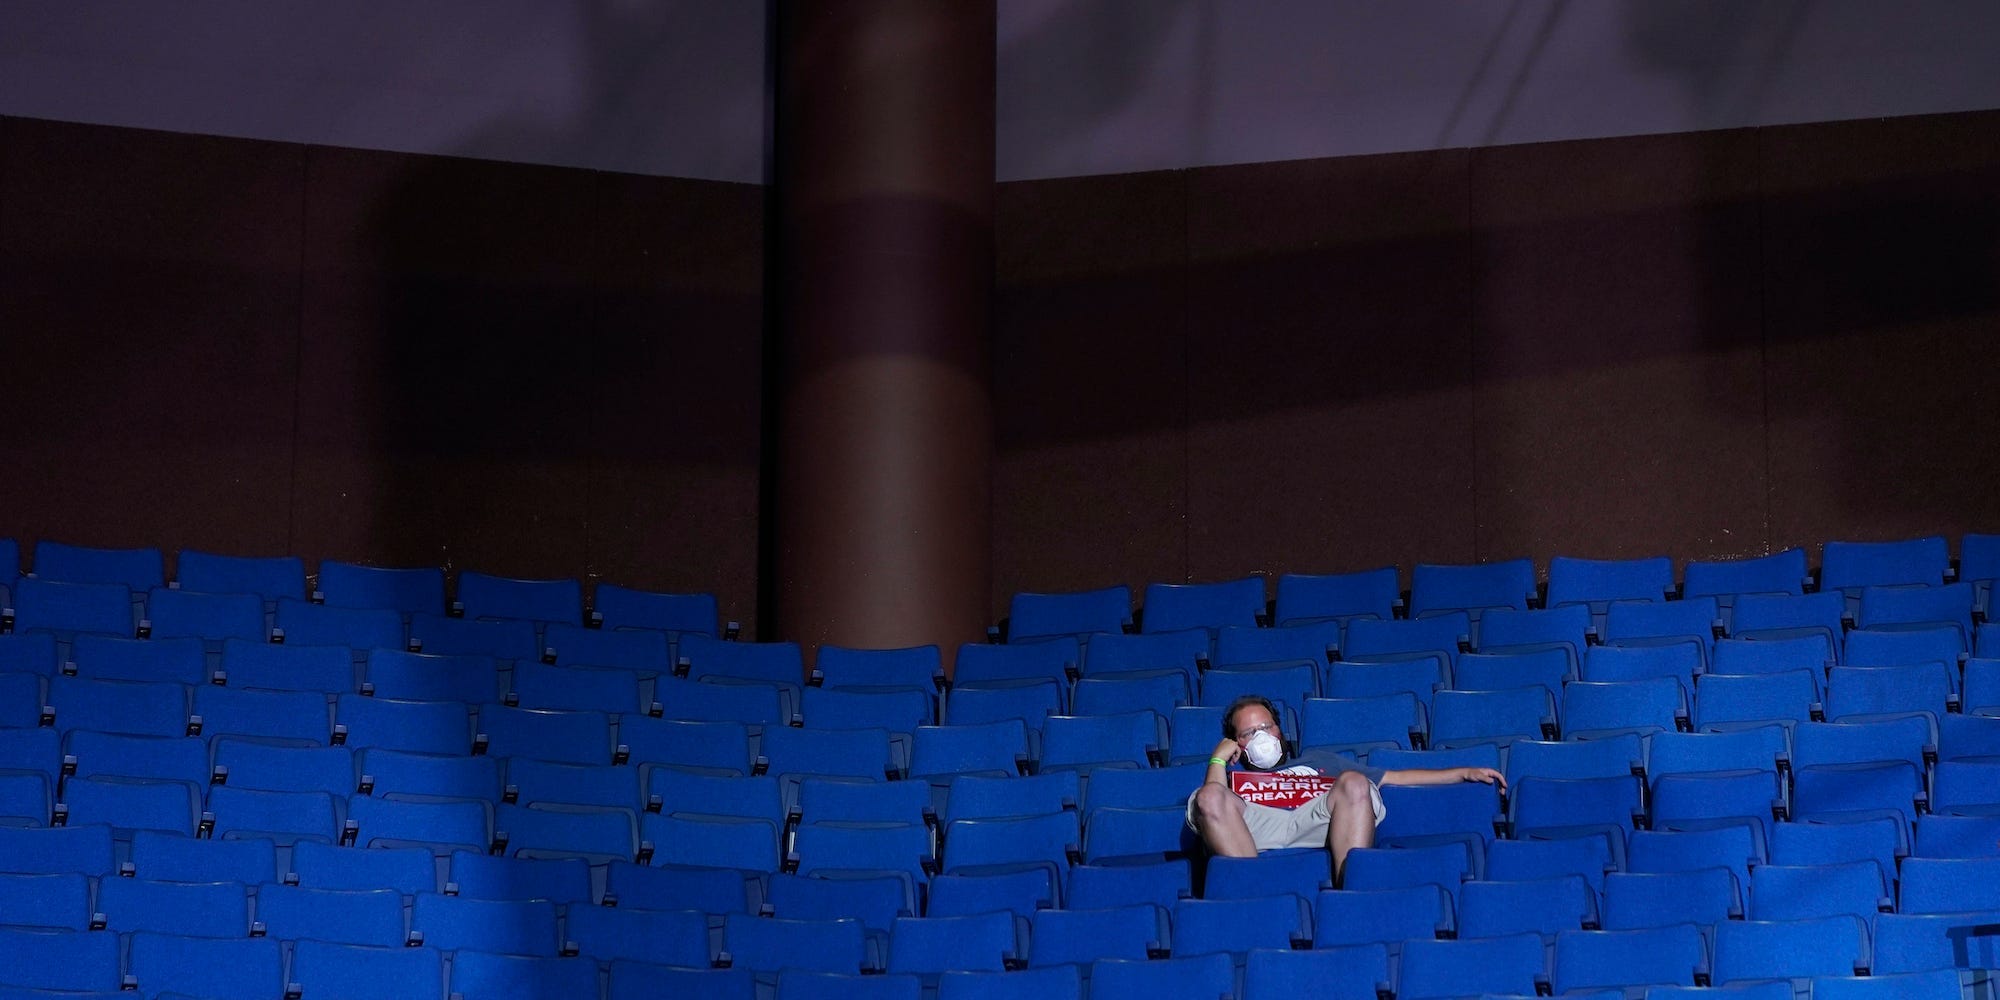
top-left (1760, 112), bottom-right (2000, 555)
top-left (582, 172), bottom-right (764, 629)
top-left (1469, 131), bottom-right (1771, 568)
top-left (993, 171), bottom-right (1186, 621)
top-left (1185, 151), bottom-right (1476, 589)
top-left (0, 118), bottom-right (303, 569)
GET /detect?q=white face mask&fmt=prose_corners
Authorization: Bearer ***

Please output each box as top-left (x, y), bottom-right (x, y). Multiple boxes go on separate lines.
top-left (1244, 729), bottom-right (1284, 769)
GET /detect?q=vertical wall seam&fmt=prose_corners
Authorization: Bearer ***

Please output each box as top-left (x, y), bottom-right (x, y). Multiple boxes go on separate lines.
top-left (1465, 150), bottom-right (1482, 564)
top-left (287, 146), bottom-right (310, 562)
top-left (1754, 127), bottom-right (1776, 555)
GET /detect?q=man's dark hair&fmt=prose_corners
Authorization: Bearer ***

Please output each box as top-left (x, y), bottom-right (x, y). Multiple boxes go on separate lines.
top-left (1220, 694), bottom-right (1280, 739)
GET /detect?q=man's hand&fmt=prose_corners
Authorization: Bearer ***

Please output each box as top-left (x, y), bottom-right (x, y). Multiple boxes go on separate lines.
top-left (1459, 766), bottom-right (1506, 790)
top-left (1210, 738), bottom-right (1243, 765)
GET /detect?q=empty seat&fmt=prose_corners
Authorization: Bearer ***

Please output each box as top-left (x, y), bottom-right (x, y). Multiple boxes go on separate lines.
top-left (365, 649), bottom-right (501, 705)
top-left (1140, 575), bottom-right (1265, 634)
top-left (1509, 774), bottom-right (1643, 844)
top-left (815, 644), bottom-right (944, 698)
top-left (1487, 834), bottom-right (1616, 898)
top-left (60, 775), bottom-right (197, 837)
top-left (1454, 648), bottom-right (1575, 704)
top-left (1856, 585), bottom-right (1976, 646)
top-left (289, 940), bottom-right (442, 1000)
top-left (448, 949), bottom-right (599, 1000)
top-left (1932, 759), bottom-right (2000, 815)
top-left (359, 747), bottom-right (502, 806)
top-left (1825, 662), bottom-right (1953, 728)
top-left (640, 813), bottom-right (782, 876)
top-left (1039, 711), bottom-right (1162, 772)
top-left (1747, 861), bottom-right (1889, 931)
top-left (1080, 629), bottom-right (1209, 690)
top-left (476, 705), bottom-right (612, 765)
top-left (1551, 924), bottom-right (1708, 993)
top-left (1582, 642), bottom-right (1701, 697)
top-left (1343, 842), bottom-right (1478, 910)
top-left (448, 848), bottom-right (591, 905)
top-left (886, 911), bottom-right (1018, 976)
top-left (1692, 669), bottom-right (1818, 732)
top-left (1628, 824), bottom-right (1761, 896)
top-left (316, 561), bottom-right (446, 618)
top-left (1457, 874), bottom-right (1595, 939)
top-left (567, 904), bottom-right (711, 967)
top-left (98, 877), bottom-right (250, 938)
top-left (411, 891), bottom-right (559, 956)
top-left (951, 640), bottom-right (1075, 693)
top-left (494, 801), bottom-right (636, 863)
top-left (1812, 970), bottom-right (1965, 1000)
top-left (679, 635), bottom-right (805, 713)
top-left (1561, 676), bottom-right (1683, 739)
top-left (1730, 591), bottom-right (1847, 659)
top-left (290, 839), bottom-right (438, 895)
top-left (541, 621), bottom-right (672, 672)
top-left (334, 694), bottom-right (465, 753)
top-left (1711, 916), bottom-right (1867, 984)
top-left (1314, 883), bottom-right (1453, 947)
top-left (1770, 819), bottom-right (1899, 896)
top-left (273, 597), bottom-right (405, 653)
top-left (66, 730), bottom-right (208, 788)
top-left (1603, 596), bottom-right (1720, 666)
top-left (940, 770), bottom-right (1077, 825)
top-left (1089, 953), bottom-right (1234, 1000)
top-left (347, 795), bottom-right (488, 854)
top-left (12, 578), bottom-right (132, 641)
top-left (653, 674), bottom-right (788, 729)
top-left (127, 931), bottom-right (281, 1000)
top-left (1899, 856), bottom-right (2000, 914)
top-left (1912, 813), bottom-right (2000, 858)
top-left (34, 541), bottom-right (162, 592)
top-left (1873, 910), bottom-right (2000, 974)
top-left (0, 824), bottom-right (115, 878)
top-left (1711, 635), bottom-right (1832, 692)
top-left (1820, 536), bottom-right (1950, 595)
top-left (174, 549), bottom-right (306, 605)
top-left (1506, 735), bottom-right (1643, 784)
top-left (940, 809), bottom-right (1078, 903)
top-left (1300, 694), bottom-right (1423, 754)
top-left (1430, 686), bottom-right (1556, 749)
top-left (721, 912), bottom-right (869, 975)
top-left (1066, 859), bottom-right (1190, 912)
top-left (616, 716), bottom-right (755, 777)
top-left (129, 829), bottom-right (277, 885)
top-left (1006, 585), bottom-right (1131, 643)
top-left (455, 571), bottom-right (582, 627)
top-left (604, 857), bottom-right (757, 915)
top-left (407, 613), bottom-right (537, 662)
top-left (145, 587), bottom-right (264, 645)
top-left (218, 638), bottom-right (354, 694)
top-left (1213, 620), bottom-right (1342, 669)
top-left (592, 583), bottom-right (720, 637)
top-left (206, 785), bottom-right (341, 844)
top-left (1683, 548), bottom-right (1807, 604)
top-left (929, 868), bottom-right (1057, 919)
top-left (0, 871), bottom-right (89, 931)
top-left (1409, 559), bottom-right (1535, 621)
top-left (1396, 931), bottom-right (1547, 1000)
top-left (0, 633), bottom-right (59, 677)
top-left (48, 674), bottom-right (186, 738)
top-left (1273, 567), bottom-right (1400, 627)
top-left (1025, 903), bottom-right (1161, 967)
top-left (1601, 868), bottom-right (1739, 929)
top-left (1477, 604), bottom-right (1592, 669)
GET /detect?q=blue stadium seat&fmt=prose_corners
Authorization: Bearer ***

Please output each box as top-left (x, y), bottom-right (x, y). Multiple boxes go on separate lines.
top-left (1857, 585), bottom-right (1976, 647)
top-left (129, 829), bottom-right (276, 885)
top-left (679, 635), bottom-right (805, 714)
top-left (1825, 662), bottom-right (1954, 729)
top-left (928, 868), bottom-right (1054, 919)
top-left (1025, 903), bottom-right (1161, 967)
top-left (605, 856), bottom-right (756, 917)
top-left (1873, 910), bottom-right (2000, 974)
top-left (1458, 874), bottom-right (1595, 939)
top-left (610, 961), bottom-right (754, 1000)
top-left (1811, 971), bottom-right (1966, 1000)
top-left (1561, 676), bottom-right (1684, 739)
top-left (1396, 931), bottom-right (1547, 1000)
top-left (48, 674), bottom-right (186, 739)
top-left (1648, 725), bottom-right (1787, 779)
top-left (1172, 894), bottom-right (1311, 956)
top-left (952, 639), bottom-right (1075, 693)
top-left (144, 587), bottom-right (264, 647)
top-left (940, 809), bottom-right (1078, 904)
top-left (99, 876), bottom-right (250, 938)
top-left (0, 927), bottom-right (121, 992)
top-left (65, 730), bottom-right (208, 789)
top-left (1508, 774), bottom-right (1643, 845)
top-left (346, 795), bottom-right (488, 854)
top-left (494, 802), bottom-right (636, 864)
top-left (801, 687), bottom-right (932, 767)
top-left (1506, 735), bottom-right (1643, 784)
top-left (592, 584), bottom-right (720, 638)
top-left (1792, 761), bottom-right (1925, 850)
top-left (1692, 669), bottom-right (1818, 732)
top-left (1455, 648), bottom-right (1573, 704)
top-left (1065, 859), bottom-right (1190, 912)
top-left (777, 972), bottom-right (921, 1000)
top-left (639, 813), bottom-right (782, 876)
top-left (787, 821), bottom-right (933, 914)
top-left (1273, 567), bottom-right (1400, 627)
top-left (1821, 536), bottom-right (1950, 596)
top-left (1486, 835), bottom-right (1616, 898)
top-left (1081, 805), bottom-right (1189, 864)
top-left (0, 772), bottom-right (48, 827)
top-left (1079, 628), bottom-right (1209, 690)
top-left (1431, 686), bottom-right (1557, 749)
top-left (1343, 612), bottom-right (1469, 681)
top-left (363, 649), bottom-right (501, 705)
top-left (207, 785), bottom-right (341, 844)
top-left (12, 578), bottom-right (133, 644)
top-left (34, 541), bottom-right (162, 592)
top-left (174, 550), bottom-right (306, 606)
top-left (411, 891), bottom-right (559, 956)
top-left (1711, 916), bottom-right (1867, 984)
top-left (289, 940), bottom-right (441, 1000)
top-left (938, 965), bottom-right (1080, 1000)
top-left (406, 613), bottom-right (537, 662)
top-left (1072, 672), bottom-right (1189, 718)
top-left (1932, 759), bottom-right (2000, 815)
top-left (59, 775), bottom-right (198, 837)
top-left (721, 912), bottom-right (870, 975)
top-left (1912, 813), bottom-right (2000, 858)
top-left (475, 705), bottom-right (612, 765)
top-left (273, 597), bottom-right (404, 654)
top-left (886, 911), bottom-right (1018, 976)
top-left (1213, 620), bottom-right (1342, 668)
top-left (1168, 704), bottom-right (1231, 766)
top-left (289, 840), bottom-right (437, 895)
top-left (507, 757), bottom-right (641, 813)
top-left (455, 571), bottom-right (582, 627)
top-left (333, 694), bottom-right (467, 754)
top-left (1247, 945), bottom-right (1392, 1000)
top-left (1477, 604), bottom-right (1592, 671)
top-left (0, 824), bottom-right (114, 878)
top-left (1600, 868), bottom-right (1739, 929)
top-left (1710, 635), bottom-right (1832, 693)
top-left (652, 674), bottom-right (789, 729)
top-left (909, 722), bottom-right (1033, 782)
top-left (943, 681), bottom-right (1060, 728)
top-left (0, 871), bottom-right (90, 931)
top-left (447, 950), bottom-right (598, 1000)
top-left (447, 848), bottom-right (590, 905)
top-left (1603, 596), bottom-right (1721, 666)
top-left (1089, 953), bottom-right (1233, 1000)
top-left (1550, 924), bottom-right (1707, 993)
top-left (1730, 591), bottom-right (1847, 660)
top-left (1960, 661), bottom-right (2000, 718)
top-left (1300, 694), bottom-right (1423, 755)
top-left (567, 904), bottom-right (711, 967)
top-left (1650, 769), bottom-right (1783, 843)
top-left (1140, 575), bottom-right (1265, 634)
top-left (1547, 556), bottom-right (1675, 616)
top-left (316, 561), bottom-right (445, 618)
top-left (127, 932), bottom-right (280, 1000)
top-left (1582, 642), bottom-right (1701, 699)
top-left (816, 644), bottom-right (944, 699)
top-left (1006, 585), bottom-right (1131, 643)
top-left (0, 632), bottom-right (59, 677)
top-left (768, 871), bottom-right (909, 939)
top-left (940, 771), bottom-right (1077, 826)
top-left (1628, 822), bottom-right (1762, 895)
top-left (513, 661), bottom-right (650, 715)
top-left (1314, 884), bottom-right (1453, 948)
top-left (617, 716), bottom-right (755, 777)
top-left (70, 636), bottom-right (207, 689)
top-left (1201, 847), bottom-right (1327, 904)
top-left (1199, 659), bottom-right (1318, 711)
top-left (541, 620), bottom-right (672, 672)
top-left (1409, 559), bottom-right (1536, 621)
top-left (1039, 711), bottom-right (1162, 773)
top-left (1343, 842), bottom-right (1478, 910)
top-left (1684, 548), bottom-right (1808, 605)
top-left (359, 748), bottom-right (502, 811)
top-left (0, 673), bottom-right (41, 730)
top-left (1899, 856), bottom-right (2000, 914)
top-left (649, 770), bottom-right (785, 828)
top-left (1747, 860), bottom-right (1890, 932)
top-left (217, 638), bottom-right (354, 694)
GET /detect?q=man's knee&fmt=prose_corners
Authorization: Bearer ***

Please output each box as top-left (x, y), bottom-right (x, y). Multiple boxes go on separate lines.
top-left (1329, 772), bottom-right (1373, 811)
top-left (1191, 783), bottom-right (1241, 826)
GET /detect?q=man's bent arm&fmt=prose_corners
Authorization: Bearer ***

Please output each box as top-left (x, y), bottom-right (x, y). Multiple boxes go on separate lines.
top-left (1379, 766), bottom-right (1506, 789)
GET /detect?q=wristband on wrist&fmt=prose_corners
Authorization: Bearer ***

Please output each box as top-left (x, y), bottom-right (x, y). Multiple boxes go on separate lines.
top-left (1208, 756), bottom-right (1226, 766)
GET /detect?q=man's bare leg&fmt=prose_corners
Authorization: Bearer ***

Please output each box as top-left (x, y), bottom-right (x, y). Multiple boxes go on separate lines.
top-left (1192, 783), bottom-right (1258, 857)
top-left (1325, 772), bottom-right (1377, 887)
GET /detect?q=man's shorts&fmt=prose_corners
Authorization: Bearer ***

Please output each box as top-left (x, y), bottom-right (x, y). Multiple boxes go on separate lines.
top-left (1186, 778), bottom-right (1388, 852)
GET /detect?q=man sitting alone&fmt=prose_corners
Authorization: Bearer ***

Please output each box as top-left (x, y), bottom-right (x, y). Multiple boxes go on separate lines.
top-left (1188, 694), bottom-right (1504, 886)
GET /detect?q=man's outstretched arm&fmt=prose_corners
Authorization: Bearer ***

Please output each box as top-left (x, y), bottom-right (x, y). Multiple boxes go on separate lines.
top-left (1378, 766), bottom-right (1506, 789)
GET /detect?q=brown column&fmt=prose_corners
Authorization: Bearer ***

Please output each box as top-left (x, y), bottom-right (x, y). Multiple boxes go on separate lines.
top-left (769, 1), bottom-right (995, 664)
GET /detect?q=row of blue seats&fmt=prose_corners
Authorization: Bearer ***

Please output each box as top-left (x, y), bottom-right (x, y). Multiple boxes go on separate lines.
top-left (0, 539), bottom-right (722, 634)
top-left (1002, 534), bottom-right (2000, 642)
top-left (0, 878), bottom-right (1993, 1000)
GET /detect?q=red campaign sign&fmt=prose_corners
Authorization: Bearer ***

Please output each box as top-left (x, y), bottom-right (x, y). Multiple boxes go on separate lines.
top-left (1231, 771), bottom-right (1335, 810)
